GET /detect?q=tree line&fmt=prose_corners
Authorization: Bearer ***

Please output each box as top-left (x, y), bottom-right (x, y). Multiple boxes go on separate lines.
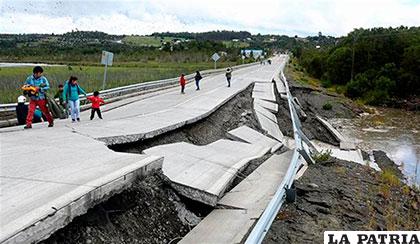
top-left (295, 26), bottom-right (420, 105)
top-left (0, 31), bottom-right (261, 64)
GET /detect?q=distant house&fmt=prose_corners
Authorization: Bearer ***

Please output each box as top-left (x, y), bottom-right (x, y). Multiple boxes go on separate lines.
top-left (241, 49), bottom-right (263, 58)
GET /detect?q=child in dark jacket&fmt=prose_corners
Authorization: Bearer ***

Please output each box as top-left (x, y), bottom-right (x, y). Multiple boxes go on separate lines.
top-left (87, 91), bottom-right (105, 120)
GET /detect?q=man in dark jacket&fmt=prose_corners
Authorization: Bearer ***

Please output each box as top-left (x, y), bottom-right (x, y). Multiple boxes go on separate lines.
top-left (194, 71), bottom-right (202, 90)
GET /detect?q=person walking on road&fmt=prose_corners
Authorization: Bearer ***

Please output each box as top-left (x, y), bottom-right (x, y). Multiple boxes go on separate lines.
top-left (225, 67), bottom-right (232, 87)
top-left (194, 71), bottom-right (202, 90)
top-left (21, 66), bottom-right (54, 129)
top-left (63, 76), bottom-right (87, 122)
top-left (87, 91), bottom-right (105, 120)
top-left (179, 74), bottom-right (186, 94)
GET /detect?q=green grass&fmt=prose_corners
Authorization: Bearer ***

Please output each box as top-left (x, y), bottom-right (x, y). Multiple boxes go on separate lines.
top-left (0, 61), bottom-right (235, 104)
top-left (122, 36), bottom-right (186, 47)
top-left (286, 57), bottom-right (322, 87)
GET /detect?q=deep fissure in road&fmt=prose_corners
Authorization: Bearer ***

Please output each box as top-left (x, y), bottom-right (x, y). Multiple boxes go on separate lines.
top-left (42, 84), bottom-right (278, 244)
top-left (109, 84), bottom-right (263, 153)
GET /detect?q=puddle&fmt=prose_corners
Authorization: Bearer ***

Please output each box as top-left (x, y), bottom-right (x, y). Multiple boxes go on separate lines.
top-left (330, 107), bottom-right (420, 186)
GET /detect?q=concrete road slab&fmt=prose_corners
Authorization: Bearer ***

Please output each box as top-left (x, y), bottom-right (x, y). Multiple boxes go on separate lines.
top-left (0, 128), bottom-right (163, 244)
top-left (253, 99), bottom-right (278, 113)
top-left (144, 139), bottom-right (272, 206)
top-left (227, 125), bottom-right (280, 150)
top-left (254, 103), bottom-right (278, 123)
top-left (255, 111), bottom-right (284, 142)
top-left (218, 151), bottom-right (293, 216)
top-left (275, 79), bottom-right (287, 94)
top-left (179, 209), bottom-right (255, 244)
top-left (180, 151), bottom-right (294, 244)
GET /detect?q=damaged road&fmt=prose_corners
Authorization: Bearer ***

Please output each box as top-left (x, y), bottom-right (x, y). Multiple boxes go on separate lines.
top-left (41, 84), bottom-right (275, 243)
top-left (41, 172), bottom-right (201, 244)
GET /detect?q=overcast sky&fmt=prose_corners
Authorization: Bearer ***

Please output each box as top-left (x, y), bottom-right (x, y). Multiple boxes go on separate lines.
top-left (1, 0), bottom-right (419, 37)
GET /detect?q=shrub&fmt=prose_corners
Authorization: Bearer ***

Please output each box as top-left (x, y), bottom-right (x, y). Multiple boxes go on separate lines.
top-left (321, 79), bottom-right (332, 88)
top-left (322, 102), bottom-right (333, 110)
top-left (380, 169), bottom-right (400, 187)
top-left (312, 149), bottom-right (332, 163)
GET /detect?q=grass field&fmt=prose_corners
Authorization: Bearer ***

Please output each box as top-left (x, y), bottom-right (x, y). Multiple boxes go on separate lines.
top-left (122, 36), bottom-right (186, 47)
top-left (0, 61), bottom-right (235, 104)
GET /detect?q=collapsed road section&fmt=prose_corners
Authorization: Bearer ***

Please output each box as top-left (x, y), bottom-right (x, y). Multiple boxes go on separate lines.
top-left (40, 82), bottom-right (284, 243)
top-left (1, 56), bottom-right (288, 244)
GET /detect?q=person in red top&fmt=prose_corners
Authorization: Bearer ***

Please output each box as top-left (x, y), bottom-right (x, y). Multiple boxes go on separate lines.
top-left (87, 91), bottom-right (105, 120)
top-left (179, 74), bottom-right (186, 94)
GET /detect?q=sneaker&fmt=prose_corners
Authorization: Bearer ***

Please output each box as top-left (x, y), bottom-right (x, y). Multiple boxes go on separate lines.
top-left (48, 123), bottom-right (54, 127)
top-left (77, 118), bottom-right (80, 122)
top-left (72, 119), bottom-right (76, 123)
top-left (24, 125), bottom-right (32, 129)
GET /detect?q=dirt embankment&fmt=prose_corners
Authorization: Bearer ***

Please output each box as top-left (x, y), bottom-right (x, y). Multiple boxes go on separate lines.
top-left (265, 73), bottom-right (419, 244)
top-left (41, 172), bottom-right (202, 244)
top-left (275, 77), bottom-right (359, 146)
top-left (264, 158), bottom-right (420, 244)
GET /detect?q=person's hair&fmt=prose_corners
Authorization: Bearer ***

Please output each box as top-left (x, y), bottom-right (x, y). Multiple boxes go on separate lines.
top-left (196, 71), bottom-right (200, 73)
top-left (181, 73), bottom-right (185, 76)
top-left (33, 66), bottom-right (43, 74)
top-left (58, 84), bottom-right (63, 88)
top-left (93, 91), bottom-right (99, 96)
top-left (69, 76), bottom-right (78, 82)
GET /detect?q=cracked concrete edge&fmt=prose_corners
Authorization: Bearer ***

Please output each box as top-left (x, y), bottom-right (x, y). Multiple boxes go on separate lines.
top-left (171, 182), bottom-right (219, 206)
top-left (2, 157), bottom-right (163, 244)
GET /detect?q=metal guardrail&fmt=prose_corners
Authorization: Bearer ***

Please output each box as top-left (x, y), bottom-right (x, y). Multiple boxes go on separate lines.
top-left (245, 56), bottom-right (316, 244)
top-left (0, 62), bottom-right (259, 113)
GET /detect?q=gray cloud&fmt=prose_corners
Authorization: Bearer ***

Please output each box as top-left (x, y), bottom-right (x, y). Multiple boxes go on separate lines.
top-left (1, 0), bottom-right (419, 36)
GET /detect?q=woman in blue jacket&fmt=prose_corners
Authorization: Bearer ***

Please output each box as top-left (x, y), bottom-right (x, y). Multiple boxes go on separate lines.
top-left (63, 76), bottom-right (87, 122)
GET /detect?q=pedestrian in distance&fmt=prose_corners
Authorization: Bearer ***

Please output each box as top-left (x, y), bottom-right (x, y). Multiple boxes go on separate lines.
top-left (225, 67), bottom-right (232, 87)
top-left (21, 66), bottom-right (54, 129)
top-left (87, 91), bottom-right (105, 120)
top-left (179, 74), bottom-right (186, 94)
top-left (63, 76), bottom-right (87, 122)
top-left (194, 71), bottom-right (202, 90)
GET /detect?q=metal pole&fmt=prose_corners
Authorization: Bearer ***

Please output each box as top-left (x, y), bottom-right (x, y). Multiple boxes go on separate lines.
top-left (351, 35), bottom-right (356, 81)
top-left (102, 62), bottom-right (108, 91)
top-left (214, 60), bottom-right (217, 69)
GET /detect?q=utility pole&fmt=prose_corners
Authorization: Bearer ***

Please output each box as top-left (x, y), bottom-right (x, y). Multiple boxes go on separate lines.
top-left (350, 33), bottom-right (357, 80)
top-left (351, 34), bottom-right (356, 81)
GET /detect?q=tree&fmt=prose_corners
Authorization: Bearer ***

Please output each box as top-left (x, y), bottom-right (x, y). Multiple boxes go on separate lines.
top-left (326, 47), bottom-right (352, 84)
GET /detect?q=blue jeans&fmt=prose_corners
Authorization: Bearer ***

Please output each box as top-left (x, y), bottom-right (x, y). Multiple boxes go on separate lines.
top-left (68, 99), bottom-right (80, 120)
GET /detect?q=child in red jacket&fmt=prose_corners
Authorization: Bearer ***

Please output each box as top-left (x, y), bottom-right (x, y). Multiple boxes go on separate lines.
top-left (179, 74), bottom-right (186, 94)
top-left (87, 91), bottom-right (105, 120)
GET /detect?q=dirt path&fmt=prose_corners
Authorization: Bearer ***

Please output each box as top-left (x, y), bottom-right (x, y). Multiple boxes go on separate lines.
top-left (263, 158), bottom-right (420, 244)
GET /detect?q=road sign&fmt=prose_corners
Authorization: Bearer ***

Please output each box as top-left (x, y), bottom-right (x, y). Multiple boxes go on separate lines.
top-left (212, 53), bottom-right (220, 69)
top-left (211, 53), bottom-right (220, 62)
top-left (101, 51), bottom-right (114, 66)
top-left (101, 51), bottom-right (114, 90)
